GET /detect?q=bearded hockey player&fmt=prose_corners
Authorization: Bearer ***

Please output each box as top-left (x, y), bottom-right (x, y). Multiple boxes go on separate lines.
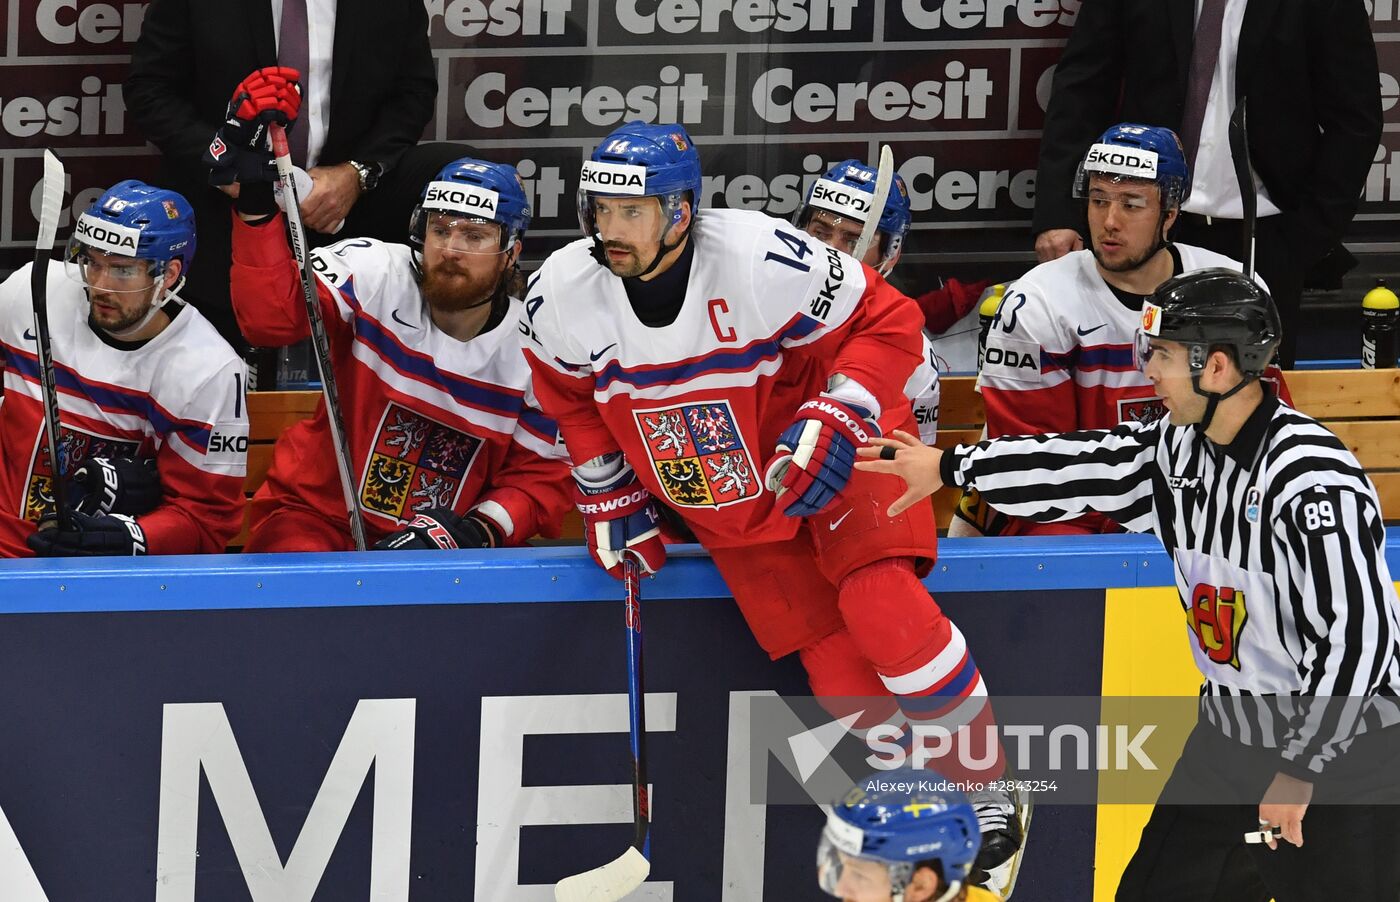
top-left (520, 121), bottom-right (1027, 890)
top-left (819, 768), bottom-right (1005, 902)
top-left (963, 123), bottom-right (1288, 537)
top-left (0, 180), bottom-right (247, 557)
top-left (222, 68), bottom-right (570, 551)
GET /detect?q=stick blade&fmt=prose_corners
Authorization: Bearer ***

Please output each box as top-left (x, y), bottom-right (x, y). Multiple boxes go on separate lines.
top-left (851, 144), bottom-right (894, 263)
top-left (37, 150), bottom-right (65, 251)
top-left (554, 847), bottom-right (650, 902)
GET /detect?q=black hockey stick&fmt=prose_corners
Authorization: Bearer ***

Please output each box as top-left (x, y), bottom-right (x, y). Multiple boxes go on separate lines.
top-left (555, 552), bottom-right (651, 901)
top-left (1227, 98), bottom-right (1256, 279)
top-left (851, 144), bottom-right (893, 263)
top-left (32, 150), bottom-right (70, 529)
top-left (269, 123), bottom-right (367, 551)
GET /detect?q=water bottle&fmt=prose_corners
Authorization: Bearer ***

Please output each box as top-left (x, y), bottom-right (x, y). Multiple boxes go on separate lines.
top-left (1362, 279), bottom-right (1398, 369)
top-left (977, 283), bottom-right (1007, 372)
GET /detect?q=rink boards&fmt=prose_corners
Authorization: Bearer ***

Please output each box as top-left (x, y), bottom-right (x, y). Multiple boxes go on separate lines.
top-left (0, 533), bottom-right (1398, 901)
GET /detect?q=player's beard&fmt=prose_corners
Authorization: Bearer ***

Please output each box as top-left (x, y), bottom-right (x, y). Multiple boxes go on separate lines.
top-left (421, 259), bottom-right (503, 312)
top-left (601, 241), bottom-right (655, 279)
top-left (87, 287), bottom-right (157, 334)
top-left (1090, 234), bottom-right (1158, 274)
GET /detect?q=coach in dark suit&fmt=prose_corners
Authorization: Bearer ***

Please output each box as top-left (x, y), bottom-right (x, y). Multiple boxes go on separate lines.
top-left (124, 0), bottom-right (439, 349)
top-left (1032, 0), bottom-right (1382, 367)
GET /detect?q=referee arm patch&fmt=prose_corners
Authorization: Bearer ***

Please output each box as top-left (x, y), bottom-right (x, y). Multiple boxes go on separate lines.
top-left (1292, 487), bottom-right (1344, 537)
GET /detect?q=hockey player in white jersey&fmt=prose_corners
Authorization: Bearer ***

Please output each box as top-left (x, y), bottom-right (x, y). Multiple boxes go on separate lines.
top-left (521, 121), bottom-right (1026, 891)
top-left (794, 160), bottom-right (942, 445)
top-left (962, 123), bottom-right (1289, 538)
top-left (221, 67), bottom-right (571, 551)
top-left (859, 270), bottom-right (1400, 902)
top-left (0, 180), bottom-right (247, 557)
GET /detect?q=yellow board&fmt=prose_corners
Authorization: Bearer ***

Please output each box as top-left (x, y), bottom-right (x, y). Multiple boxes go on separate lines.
top-left (1094, 586), bottom-right (1202, 902)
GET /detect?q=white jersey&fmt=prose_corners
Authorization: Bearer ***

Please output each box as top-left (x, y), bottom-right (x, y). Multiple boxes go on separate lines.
top-left (521, 207), bottom-right (925, 547)
top-left (0, 264), bottom-right (247, 555)
top-left (907, 332), bottom-right (941, 445)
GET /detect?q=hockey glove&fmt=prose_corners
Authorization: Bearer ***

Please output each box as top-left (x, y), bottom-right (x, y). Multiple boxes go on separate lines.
top-left (26, 511), bottom-right (148, 557)
top-left (574, 454), bottom-right (666, 579)
top-left (204, 66), bottom-right (302, 189)
top-left (374, 509), bottom-right (501, 550)
top-left (68, 457), bottom-right (162, 518)
top-left (765, 394), bottom-right (879, 517)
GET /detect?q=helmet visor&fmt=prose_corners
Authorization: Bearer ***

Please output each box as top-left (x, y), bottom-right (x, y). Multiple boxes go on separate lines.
top-left (414, 210), bottom-right (508, 255)
top-left (64, 247), bottom-right (162, 294)
top-left (577, 192), bottom-right (680, 244)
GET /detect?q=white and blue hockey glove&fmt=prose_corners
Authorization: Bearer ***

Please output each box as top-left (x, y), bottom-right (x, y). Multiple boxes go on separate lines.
top-left (765, 394), bottom-right (879, 517)
top-left (573, 453), bottom-right (667, 579)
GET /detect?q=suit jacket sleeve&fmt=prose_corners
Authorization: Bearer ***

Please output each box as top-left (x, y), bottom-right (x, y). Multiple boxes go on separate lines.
top-left (1031, 0), bottom-right (1126, 237)
top-left (123, 0), bottom-right (223, 177)
top-left (333, 0), bottom-right (438, 172)
top-left (1293, 0), bottom-right (1382, 256)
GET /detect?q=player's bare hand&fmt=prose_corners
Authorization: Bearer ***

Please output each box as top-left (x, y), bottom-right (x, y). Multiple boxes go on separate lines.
top-left (301, 163), bottom-right (360, 232)
top-left (854, 429), bottom-right (943, 517)
top-left (1034, 228), bottom-right (1083, 262)
top-left (1258, 771), bottom-right (1312, 849)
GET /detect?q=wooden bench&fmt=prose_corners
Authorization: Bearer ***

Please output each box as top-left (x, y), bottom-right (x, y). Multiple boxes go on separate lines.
top-left (238, 369), bottom-right (1400, 547)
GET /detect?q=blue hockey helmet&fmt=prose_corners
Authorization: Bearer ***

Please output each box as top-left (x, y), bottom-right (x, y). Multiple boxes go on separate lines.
top-left (818, 768), bottom-right (981, 902)
top-left (577, 120), bottom-right (702, 240)
top-left (1074, 123), bottom-right (1190, 209)
top-left (796, 159), bottom-right (912, 274)
top-left (410, 157), bottom-right (532, 252)
top-left (66, 180), bottom-right (197, 283)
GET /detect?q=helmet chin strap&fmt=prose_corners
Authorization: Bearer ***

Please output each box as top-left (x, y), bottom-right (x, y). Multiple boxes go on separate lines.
top-left (1190, 367), bottom-right (1257, 432)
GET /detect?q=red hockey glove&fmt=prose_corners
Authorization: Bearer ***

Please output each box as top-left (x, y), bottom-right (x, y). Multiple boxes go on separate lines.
top-left (574, 457), bottom-right (666, 579)
top-left (373, 509), bottom-right (500, 550)
top-left (765, 394), bottom-right (879, 517)
top-left (204, 66), bottom-right (302, 188)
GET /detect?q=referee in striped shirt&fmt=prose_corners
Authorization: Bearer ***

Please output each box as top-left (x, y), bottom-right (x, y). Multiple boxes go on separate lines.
top-left (857, 268), bottom-right (1400, 901)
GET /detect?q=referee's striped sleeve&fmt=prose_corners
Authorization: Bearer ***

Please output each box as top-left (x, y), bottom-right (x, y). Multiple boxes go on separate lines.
top-left (1277, 488), bottom-right (1397, 776)
top-left (945, 421), bottom-right (1161, 532)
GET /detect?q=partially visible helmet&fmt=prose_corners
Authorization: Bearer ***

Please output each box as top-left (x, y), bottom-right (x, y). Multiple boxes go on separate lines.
top-left (818, 768), bottom-right (981, 902)
top-left (1138, 267), bottom-right (1281, 377)
top-left (66, 180), bottom-right (198, 285)
top-left (410, 157), bottom-right (532, 251)
top-left (1073, 123), bottom-right (1190, 209)
top-left (796, 159), bottom-right (912, 274)
top-left (577, 121), bottom-right (702, 240)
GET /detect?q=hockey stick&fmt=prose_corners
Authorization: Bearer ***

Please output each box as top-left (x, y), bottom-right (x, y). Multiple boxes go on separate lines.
top-left (269, 123), bottom-right (367, 551)
top-left (555, 552), bottom-right (651, 901)
top-left (1227, 98), bottom-right (1256, 279)
top-left (32, 150), bottom-right (70, 529)
top-left (851, 144), bottom-right (893, 264)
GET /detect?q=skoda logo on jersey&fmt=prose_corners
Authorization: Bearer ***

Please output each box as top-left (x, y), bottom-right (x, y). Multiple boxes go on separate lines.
top-left (810, 179), bottom-right (871, 222)
top-left (1084, 143), bottom-right (1159, 180)
top-left (74, 215), bottom-right (141, 256)
top-left (423, 181), bottom-right (499, 217)
top-left (579, 161), bottom-right (649, 196)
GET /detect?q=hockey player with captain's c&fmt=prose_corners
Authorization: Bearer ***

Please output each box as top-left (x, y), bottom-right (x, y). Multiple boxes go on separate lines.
top-left (859, 270), bottom-right (1400, 901)
top-left (0, 180), bottom-right (247, 557)
top-left (962, 123), bottom-right (1289, 538)
top-left (523, 121), bottom-right (1027, 894)
top-left (818, 768), bottom-right (1002, 902)
top-left (223, 67), bottom-right (571, 553)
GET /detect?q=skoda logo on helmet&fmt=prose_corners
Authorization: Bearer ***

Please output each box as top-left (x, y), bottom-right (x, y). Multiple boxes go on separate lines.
top-left (580, 161), bottom-right (649, 196)
top-left (424, 181), bottom-right (499, 217)
top-left (75, 215), bottom-right (141, 255)
top-left (1085, 143), bottom-right (1159, 180)
top-left (810, 179), bottom-right (871, 222)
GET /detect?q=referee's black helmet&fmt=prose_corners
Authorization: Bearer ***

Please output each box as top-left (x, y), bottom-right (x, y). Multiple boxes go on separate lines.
top-left (1140, 268), bottom-right (1281, 377)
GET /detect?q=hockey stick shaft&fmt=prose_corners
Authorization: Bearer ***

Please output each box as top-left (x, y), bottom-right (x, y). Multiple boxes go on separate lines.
top-left (1227, 98), bottom-right (1257, 280)
top-left (32, 150), bottom-right (70, 527)
top-left (269, 124), bottom-right (368, 551)
top-left (553, 553), bottom-right (651, 902)
top-left (851, 144), bottom-right (893, 264)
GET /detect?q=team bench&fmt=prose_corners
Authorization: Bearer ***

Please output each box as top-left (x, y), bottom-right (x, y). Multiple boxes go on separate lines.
top-left (236, 369), bottom-right (1400, 548)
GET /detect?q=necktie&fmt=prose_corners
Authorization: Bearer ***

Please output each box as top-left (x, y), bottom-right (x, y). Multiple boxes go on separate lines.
top-left (1180, 0), bottom-right (1229, 170)
top-left (279, 0), bottom-right (310, 167)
